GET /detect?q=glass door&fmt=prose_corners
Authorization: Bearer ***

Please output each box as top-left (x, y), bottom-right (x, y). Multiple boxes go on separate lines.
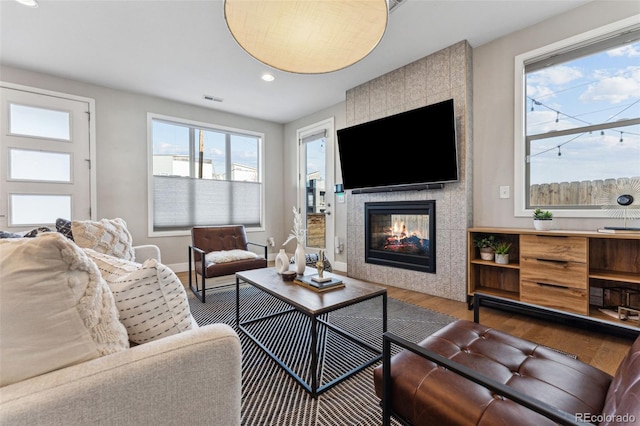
top-left (297, 118), bottom-right (335, 266)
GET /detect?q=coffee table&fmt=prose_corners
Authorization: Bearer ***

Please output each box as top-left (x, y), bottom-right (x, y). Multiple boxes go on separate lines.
top-left (236, 267), bottom-right (387, 398)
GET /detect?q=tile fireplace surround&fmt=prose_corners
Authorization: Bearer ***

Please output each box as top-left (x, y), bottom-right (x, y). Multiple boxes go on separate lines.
top-left (344, 41), bottom-right (472, 303)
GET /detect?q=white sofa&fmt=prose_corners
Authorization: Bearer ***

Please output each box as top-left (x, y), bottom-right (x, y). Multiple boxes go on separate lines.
top-left (0, 221), bottom-right (242, 425)
top-left (0, 323), bottom-right (241, 426)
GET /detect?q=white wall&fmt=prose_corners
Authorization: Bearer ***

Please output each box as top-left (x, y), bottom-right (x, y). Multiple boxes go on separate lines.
top-left (0, 66), bottom-right (286, 270)
top-left (472, 1), bottom-right (639, 230)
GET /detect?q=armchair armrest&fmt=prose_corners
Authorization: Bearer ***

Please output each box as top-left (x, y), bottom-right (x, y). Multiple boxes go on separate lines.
top-left (382, 331), bottom-right (587, 426)
top-left (133, 244), bottom-right (161, 263)
top-left (247, 241), bottom-right (267, 260)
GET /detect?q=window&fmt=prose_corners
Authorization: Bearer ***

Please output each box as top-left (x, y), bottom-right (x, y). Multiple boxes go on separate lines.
top-left (515, 19), bottom-right (640, 217)
top-left (148, 114), bottom-right (263, 235)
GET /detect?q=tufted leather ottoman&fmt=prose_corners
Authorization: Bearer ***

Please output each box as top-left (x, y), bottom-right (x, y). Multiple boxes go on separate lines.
top-left (373, 319), bottom-right (619, 425)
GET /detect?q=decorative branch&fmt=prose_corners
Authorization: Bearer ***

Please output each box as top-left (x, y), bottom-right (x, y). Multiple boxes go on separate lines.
top-left (283, 206), bottom-right (307, 246)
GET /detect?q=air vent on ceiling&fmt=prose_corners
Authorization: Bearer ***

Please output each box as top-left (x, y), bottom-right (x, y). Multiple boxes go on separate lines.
top-left (203, 95), bottom-right (224, 102)
top-left (388, 0), bottom-right (406, 14)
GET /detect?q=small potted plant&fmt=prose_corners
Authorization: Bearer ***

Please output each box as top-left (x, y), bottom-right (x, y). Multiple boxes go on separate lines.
top-left (473, 235), bottom-right (496, 261)
top-left (493, 241), bottom-right (512, 264)
top-left (533, 208), bottom-right (553, 231)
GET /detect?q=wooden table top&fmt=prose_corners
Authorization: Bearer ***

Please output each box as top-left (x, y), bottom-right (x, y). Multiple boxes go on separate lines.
top-left (236, 267), bottom-right (387, 315)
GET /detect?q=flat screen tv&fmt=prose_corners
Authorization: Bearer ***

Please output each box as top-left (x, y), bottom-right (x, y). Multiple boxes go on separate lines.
top-left (336, 99), bottom-right (458, 193)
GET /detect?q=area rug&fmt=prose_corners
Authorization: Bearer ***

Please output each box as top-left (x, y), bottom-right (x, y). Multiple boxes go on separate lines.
top-left (188, 284), bottom-right (456, 425)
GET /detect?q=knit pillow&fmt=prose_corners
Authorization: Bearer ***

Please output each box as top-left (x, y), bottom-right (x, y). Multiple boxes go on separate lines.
top-left (0, 233), bottom-right (129, 387)
top-left (71, 218), bottom-right (135, 261)
top-left (85, 249), bottom-right (198, 345)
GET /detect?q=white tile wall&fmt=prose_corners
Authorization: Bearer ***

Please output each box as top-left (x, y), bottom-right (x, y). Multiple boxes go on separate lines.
top-left (345, 41), bottom-right (473, 303)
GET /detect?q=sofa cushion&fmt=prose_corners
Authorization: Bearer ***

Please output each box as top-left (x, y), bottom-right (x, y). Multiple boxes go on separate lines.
top-left (205, 249), bottom-right (259, 264)
top-left (373, 319), bottom-right (614, 425)
top-left (0, 233), bottom-right (129, 387)
top-left (55, 217), bottom-right (74, 240)
top-left (71, 218), bottom-right (135, 261)
top-left (600, 335), bottom-right (640, 425)
top-left (86, 250), bottom-right (198, 344)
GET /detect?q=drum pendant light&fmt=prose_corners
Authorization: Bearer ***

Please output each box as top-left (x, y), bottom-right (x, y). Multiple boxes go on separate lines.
top-left (224, 0), bottom-right (389, 74)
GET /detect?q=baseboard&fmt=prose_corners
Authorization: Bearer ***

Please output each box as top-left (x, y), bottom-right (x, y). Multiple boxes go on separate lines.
top-left (332, 261), bottom-right (347, 273)
top-left (169, 262), bottom-right (189, 273)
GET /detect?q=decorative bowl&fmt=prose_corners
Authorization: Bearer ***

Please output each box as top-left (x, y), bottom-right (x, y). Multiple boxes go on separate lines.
top-left (281, 271), bottom-right (296, 281)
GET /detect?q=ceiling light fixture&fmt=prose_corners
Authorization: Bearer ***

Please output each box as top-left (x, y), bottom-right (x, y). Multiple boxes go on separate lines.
top-left (261, 73), bottom-right (275, 82)
top-left (15, 0), bottom-right (39, 8)
top-left (224, 0), bottom-right (388, 74)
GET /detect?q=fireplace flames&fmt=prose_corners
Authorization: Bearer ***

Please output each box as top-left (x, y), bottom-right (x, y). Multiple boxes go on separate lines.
top-left (382, 221), bottom-right (428, 254)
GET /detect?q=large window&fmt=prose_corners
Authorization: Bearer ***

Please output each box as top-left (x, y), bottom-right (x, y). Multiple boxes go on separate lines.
top-left (515, 19), bottom-right (640, 217)
top-left (148, 114), bottom-right (263, 235)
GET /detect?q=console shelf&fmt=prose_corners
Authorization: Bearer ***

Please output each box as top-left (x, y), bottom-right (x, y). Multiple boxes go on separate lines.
top-left (468, 227), bottom-right (640, 328)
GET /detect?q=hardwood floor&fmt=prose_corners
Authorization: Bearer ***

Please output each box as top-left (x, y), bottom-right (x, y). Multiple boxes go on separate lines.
top-left (178, 270), bottom-right (634, 376)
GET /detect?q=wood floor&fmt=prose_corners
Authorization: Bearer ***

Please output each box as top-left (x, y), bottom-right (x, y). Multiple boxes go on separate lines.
top-left (178, 270), bottom-right (634, 376)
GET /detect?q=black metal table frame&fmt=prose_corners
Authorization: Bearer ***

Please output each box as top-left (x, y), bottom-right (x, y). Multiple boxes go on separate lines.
top-left (235, 275), bottom-right (388, 398)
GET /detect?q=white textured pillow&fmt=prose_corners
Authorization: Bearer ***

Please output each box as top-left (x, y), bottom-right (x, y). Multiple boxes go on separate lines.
top-left (72, 218), bottom-right (135, 261)
top-left (85, 249), bottom-right (198, 344)
top-left (0, 233), bottom-right (129, 387)
top-left (205, 249), bottom-right (259, 264)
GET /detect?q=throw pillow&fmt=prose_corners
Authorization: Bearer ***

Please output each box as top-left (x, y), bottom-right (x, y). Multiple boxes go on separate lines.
top-left (0, 233), bottom-right (129, 387)
top-left (205, 249), bottom-right (259, 264)
top-left (290, 252), bottom-right (333, 272)
top-left (23, 226), bottom-right (53, 238)
top-left (71, 218), bottom-right (135, 261)
top-left (85, 249), bottom-right (198, 345)
top-left (56, 217), bottom-right (74, 241)
top-left (0, 230), bottom-right (23, 238)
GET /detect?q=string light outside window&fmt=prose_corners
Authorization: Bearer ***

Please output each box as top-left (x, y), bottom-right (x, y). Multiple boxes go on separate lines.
top-left (524, 26), bottom-right (640, 210)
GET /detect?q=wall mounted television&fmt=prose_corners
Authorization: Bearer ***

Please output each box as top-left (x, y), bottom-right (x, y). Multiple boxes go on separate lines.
top-left (336, 99), bottom-right (458, 193)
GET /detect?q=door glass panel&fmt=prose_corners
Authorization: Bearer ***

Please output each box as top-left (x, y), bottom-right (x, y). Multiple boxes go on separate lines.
top-left (305, 137), bottom-right (326, 249)
top-left (9, 103), bottom-right (71, 141)
top-left (9, 194), bottom-right (72, 226)
top-left (9, 149), bottom-right (71, 182)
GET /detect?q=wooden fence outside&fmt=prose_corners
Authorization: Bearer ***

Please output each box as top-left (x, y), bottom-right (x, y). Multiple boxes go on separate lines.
top-left (530, 176), bottom-right (640, 206)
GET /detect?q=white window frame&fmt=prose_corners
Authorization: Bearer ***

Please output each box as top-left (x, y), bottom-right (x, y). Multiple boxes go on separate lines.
top-left (147, 112), bottom-right (265, 237)
top-left (514, 15), bottom-right (640, 218)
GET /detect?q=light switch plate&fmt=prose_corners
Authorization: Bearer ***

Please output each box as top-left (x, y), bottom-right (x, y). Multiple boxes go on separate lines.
top-left (499, 186), bottom-right (510, 199)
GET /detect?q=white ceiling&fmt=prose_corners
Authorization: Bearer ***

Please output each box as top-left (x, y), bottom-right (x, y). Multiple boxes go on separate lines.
top-left (0, 0), bottom-right (591, 124)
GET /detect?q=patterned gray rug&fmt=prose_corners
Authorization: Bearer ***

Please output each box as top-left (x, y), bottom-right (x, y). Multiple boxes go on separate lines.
top-left (188, 284), bottom-right (456, 426)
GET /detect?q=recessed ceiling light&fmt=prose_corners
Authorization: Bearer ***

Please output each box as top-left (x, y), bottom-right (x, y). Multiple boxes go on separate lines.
top-left (15, 0), bottom-right (39, 8)
top-left (261, 73), bottom-right (275, 82)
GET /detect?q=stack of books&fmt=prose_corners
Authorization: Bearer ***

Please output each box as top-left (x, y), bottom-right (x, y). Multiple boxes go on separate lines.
top-left (294, 274), bottom-right (344, 292)
top-left (597, 227), bottom-right (640, 234)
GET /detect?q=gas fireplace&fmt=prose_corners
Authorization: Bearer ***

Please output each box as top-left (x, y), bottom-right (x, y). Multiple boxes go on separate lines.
top-left (364, 201), bottom-right (436, 273)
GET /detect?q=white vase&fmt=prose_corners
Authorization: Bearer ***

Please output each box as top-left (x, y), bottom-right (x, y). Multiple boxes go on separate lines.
top-left (275, 249), bottom-right (289, 274)
top-left (495, 253), bottom-right (509, 264)
top-left (294, 243), bottom-right (306, 275)
top-left (533, 219), bottom-right (553, 231)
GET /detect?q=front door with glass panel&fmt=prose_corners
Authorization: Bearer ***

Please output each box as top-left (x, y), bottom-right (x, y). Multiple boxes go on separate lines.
top-left (297, 118), bottom-right (335, 266)
top-left (0, 86), bottom-right (92, 231)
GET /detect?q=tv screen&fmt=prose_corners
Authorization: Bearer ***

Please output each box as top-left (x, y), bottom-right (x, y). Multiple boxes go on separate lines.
top-left (336, 99), bottom-right (458, 192)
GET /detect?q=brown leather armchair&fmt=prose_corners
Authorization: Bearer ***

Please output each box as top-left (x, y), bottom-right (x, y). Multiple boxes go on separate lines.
top-left (374, 294), bottom-right (640, 426)
top-left (189, 225), bottom-right (267, 302)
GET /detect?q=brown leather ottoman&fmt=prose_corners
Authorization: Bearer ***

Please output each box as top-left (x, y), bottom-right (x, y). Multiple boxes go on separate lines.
top-left (373, 319), bottom-right (616, 425)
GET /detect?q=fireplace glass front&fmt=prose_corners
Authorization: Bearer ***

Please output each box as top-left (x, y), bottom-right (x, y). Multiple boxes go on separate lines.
top-left (365, 201), bottom-right (436, 273)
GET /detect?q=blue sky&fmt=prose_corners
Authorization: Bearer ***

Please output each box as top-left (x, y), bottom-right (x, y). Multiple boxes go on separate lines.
top-left (526, 40), bottom-right (639, 185)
